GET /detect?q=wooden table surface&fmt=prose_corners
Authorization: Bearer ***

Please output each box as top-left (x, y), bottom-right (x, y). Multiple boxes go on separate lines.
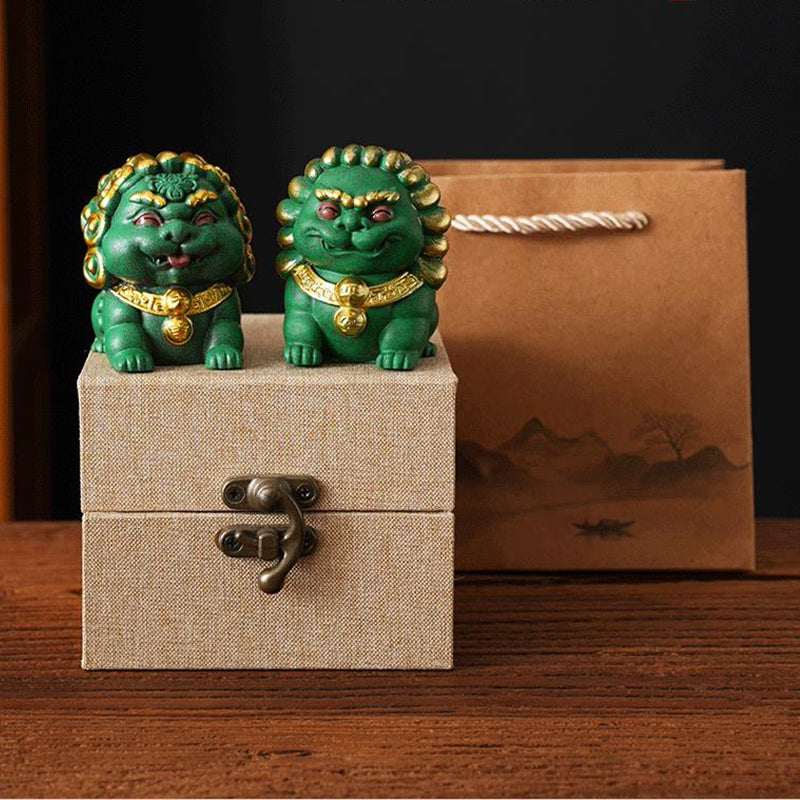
top-left (1, 520), bottom-right (799, 798)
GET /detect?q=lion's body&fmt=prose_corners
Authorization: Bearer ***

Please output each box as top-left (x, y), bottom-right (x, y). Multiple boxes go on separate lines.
top-left (276, 144), bottom-right (450, 371)
top-left (82, 151), bottom-right (254, 373)
top-left (284, 276), bottom-right (438, 367)
top-left (91, 289), bottom-right (243, 367)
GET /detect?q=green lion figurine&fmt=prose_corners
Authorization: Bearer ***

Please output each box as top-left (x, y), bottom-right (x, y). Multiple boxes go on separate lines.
top-left (81, 151), bottom-right (255, 372)
top-left (276, 144), bottom-right (450, 370)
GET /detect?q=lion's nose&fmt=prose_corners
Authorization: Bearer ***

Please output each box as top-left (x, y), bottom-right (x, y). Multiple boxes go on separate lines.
top-left (160, 220), bottom-right (193, 244)
top-left (339, 210), bottom-right (367, 233)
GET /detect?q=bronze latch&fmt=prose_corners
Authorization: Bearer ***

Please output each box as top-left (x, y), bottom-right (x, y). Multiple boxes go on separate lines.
top-left (216, 475), bottom-right (319, 594)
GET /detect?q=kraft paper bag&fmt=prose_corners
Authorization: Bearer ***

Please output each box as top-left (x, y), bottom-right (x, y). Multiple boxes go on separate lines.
top-left (421, 159), bottom-right (754, 571)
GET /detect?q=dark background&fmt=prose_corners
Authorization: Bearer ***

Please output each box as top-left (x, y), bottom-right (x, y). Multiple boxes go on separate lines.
top-left (5, 0), bottom-right (798, 519)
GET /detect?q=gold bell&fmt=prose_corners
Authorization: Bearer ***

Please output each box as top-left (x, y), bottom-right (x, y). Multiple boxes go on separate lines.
top-left (161, 287), bottom-right (194, 345)
top-left (333, 276), bottom-right (369, 337)
top-left (163, 287), bottom-right (192, 315)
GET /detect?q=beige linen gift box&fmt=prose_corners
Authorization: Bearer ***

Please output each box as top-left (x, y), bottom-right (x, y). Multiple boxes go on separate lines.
top-left (79, 314), bottom-right (456, 669)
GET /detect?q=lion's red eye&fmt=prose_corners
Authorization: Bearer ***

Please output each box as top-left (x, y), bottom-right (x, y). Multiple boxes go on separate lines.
top-left (134, 212), bottom-right (163, 227)
top-left (317, 201), bottom-right (340, 220)
top-left (194, 211), bottom-right (217, 226)
top-left (370, 205), bottom-right (394, 223)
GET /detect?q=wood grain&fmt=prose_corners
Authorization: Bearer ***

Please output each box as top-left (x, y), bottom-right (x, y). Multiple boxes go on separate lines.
top-left (1, 521), bottom-right (799, 798)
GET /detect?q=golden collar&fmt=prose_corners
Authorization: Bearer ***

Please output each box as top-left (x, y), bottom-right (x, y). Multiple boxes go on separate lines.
top-left (110, 283), bottom-right (233, 346)
top-left (111, 283), bottom-right (233, 317)
top-left (291, 264), bottom-right (423, 337)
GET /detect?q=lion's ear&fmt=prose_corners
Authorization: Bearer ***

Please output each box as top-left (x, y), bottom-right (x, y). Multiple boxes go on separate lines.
top-left (83, 247), bottom-right (107, 289)
top-left (240, 245), bottom-right (256, 284)
top-left (81, 202), bottom-right (109, 288)
top-left (228, 244), bottom-right (255, 286)
top-left (417, 257), bottom-right (447, 289)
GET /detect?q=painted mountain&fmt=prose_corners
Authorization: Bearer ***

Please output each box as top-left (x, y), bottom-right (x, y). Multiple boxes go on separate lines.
top-left (501, 417), bottom-right (616, 483)
top-left (455, 439), bottom-right (529, 483)
top-left (457, 416), bottom-right (743, 506)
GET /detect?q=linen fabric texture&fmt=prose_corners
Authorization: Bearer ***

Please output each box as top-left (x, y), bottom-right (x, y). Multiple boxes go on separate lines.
top-left (79, 315), bottom-right (456, 669)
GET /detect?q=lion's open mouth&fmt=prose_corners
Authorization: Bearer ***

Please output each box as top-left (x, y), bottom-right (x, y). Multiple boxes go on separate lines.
top-left (167, 254), bottom-right (191, 269)
top-left (147, 253), bottom-right (207, 270)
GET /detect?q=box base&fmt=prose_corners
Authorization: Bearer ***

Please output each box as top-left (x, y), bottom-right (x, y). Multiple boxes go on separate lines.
top-left (83, 511), bottom-right (453, 670)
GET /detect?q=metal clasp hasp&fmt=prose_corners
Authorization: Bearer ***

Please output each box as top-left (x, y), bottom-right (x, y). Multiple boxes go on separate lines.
top-left (216, 475), bottom-right (319, 594)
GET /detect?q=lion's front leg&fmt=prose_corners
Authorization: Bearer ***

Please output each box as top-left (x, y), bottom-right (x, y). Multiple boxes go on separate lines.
top-left (283, 280), bottom-right (324, 367)
top-left (203, 292), bottom-right (244, 370)
top-left (102, 293), bottom-right (154, 373)
top-left (90, 292), bottom-right (106, 352)
top-left (376, 287), bottom-right (436, 371)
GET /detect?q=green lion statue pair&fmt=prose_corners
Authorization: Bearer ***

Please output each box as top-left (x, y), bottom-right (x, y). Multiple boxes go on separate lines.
top-left (83, 145), bottom-right (449, 372)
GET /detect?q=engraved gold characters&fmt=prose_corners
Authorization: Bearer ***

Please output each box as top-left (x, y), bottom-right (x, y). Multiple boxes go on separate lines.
top-left (110, 283), bottom-right (233, 345)
top-left (291, 264), bottom-right (423, 337)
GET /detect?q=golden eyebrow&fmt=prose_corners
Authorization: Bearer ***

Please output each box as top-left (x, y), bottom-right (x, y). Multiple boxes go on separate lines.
top-left (315, 187), bottom-right (400, 210)
top-left (129, 191), bottom-right (166, 208)
top-left (185, 189), bottom-right (219, 207)
top-left (315, 187), bottom-right (352, 207)
top-left (355, 190), bottom-right (400, 208)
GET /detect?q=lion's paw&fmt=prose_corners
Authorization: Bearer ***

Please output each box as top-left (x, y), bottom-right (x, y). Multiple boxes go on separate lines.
top-left (422, 341), bottom-right (437, 358)
top-left (376, 349), bottom-right (421, 371)
top-left (284, 343), bottom-right (323, 367)
top-left (206, 345), bottom-right (243, 370)
top-left (110, 347), bottom-right (154, 373)
top-left (91, 337), bottom-right (105, 353)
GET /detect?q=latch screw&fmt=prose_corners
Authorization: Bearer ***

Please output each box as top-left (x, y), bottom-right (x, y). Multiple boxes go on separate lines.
top-left (221, 532), bottom-right (243, 553)
top-left (224, 484), bottom-right (245, 505)
top-left (296, 482), bottom-right (316, 504)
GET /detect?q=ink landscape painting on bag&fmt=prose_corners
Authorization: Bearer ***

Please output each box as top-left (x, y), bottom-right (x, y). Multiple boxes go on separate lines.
top-left (430, 161), bottom-right (754, 570)
top-left (455, 412), bottom-right (752, 570)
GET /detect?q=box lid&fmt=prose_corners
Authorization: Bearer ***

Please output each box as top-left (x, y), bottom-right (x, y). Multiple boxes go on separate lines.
top-left (79, 314), bottom-right (456, 513)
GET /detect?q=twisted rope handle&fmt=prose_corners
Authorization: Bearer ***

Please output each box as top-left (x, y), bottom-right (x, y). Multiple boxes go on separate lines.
top-left (451, 210), bottom-right (649, 234)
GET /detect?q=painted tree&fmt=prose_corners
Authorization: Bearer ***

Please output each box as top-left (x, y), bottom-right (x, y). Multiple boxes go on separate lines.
top-left (632, 412), bottom-right (702, 462)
